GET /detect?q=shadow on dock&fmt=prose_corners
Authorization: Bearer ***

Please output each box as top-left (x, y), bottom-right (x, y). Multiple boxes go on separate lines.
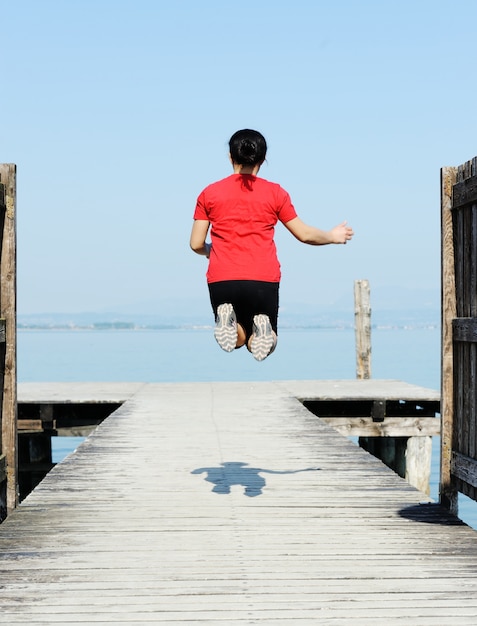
top-left (191, 461), bottom-right (320, 497)
top-left (398, 502), bottom-right (466, 525)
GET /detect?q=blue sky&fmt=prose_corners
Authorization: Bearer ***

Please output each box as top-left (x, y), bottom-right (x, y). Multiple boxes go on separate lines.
top-left (3, 0), bottom-right (477, 318)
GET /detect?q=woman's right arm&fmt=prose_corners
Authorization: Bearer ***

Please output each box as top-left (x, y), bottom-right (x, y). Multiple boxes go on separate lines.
top-left (190, 219), bottom-right (212, 257)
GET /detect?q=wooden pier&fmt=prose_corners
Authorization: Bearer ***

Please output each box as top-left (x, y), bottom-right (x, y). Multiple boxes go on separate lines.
top-left (0, 380), bottom-right (476, 624)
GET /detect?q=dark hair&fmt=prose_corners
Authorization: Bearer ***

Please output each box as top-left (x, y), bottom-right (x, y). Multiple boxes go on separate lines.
top-left (229, 129), bottom-right (267, 166)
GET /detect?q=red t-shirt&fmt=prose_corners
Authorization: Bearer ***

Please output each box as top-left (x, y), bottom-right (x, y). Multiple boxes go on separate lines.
top-left (194, 174), bottom-right (297, 283)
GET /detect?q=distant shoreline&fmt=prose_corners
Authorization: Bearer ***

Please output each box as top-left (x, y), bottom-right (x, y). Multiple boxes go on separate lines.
top-left (18, 323), bottom-right (440, 332)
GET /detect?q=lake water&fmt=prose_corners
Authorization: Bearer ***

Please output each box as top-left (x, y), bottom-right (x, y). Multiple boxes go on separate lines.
top-left (18, 326), bottom-right (477, 530)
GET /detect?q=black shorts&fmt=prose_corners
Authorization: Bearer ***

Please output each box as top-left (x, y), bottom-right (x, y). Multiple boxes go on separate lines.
top-left (208, 280), bottom-right (279, 340)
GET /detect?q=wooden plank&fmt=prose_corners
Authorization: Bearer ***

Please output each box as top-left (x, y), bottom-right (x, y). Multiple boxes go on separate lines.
top-left (17, 419), bottom-right (44, 431)
top-left (468, 204), bottom-right (477, 477)
top-left (452, 174), bottom-right (477, 209)
top-left (455, 157), bottom-right (477, 183)
top-left (286, 378), bottom-right (440, 401)
top-left (0, 183), bottom-right (5, 263)
top-left (471, 203), bottom-right (477, 315)
top-left (453, 317), bottom-right (477, 342)
top-left (452, 451), bottom-right (477, 489)
top-left (18, 382), bottom-right (144, 404)
top-left (0, 186), bottom-right (4, 517)
top-left (0, 165), bottom-right (17, 515)
top-left (468, 340), bottom-right (477, 481)
top-left (321, 416), bottom-right (440, 437)
top-left (441, 165), bottom-right (458, 513)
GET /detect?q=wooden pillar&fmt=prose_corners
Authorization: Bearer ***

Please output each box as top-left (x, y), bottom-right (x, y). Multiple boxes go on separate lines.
top-left (354, 279), bottom-right (371, 379)
top-left (406, 436), bottom-right (432, 495)
top-left (0, 178), bottom-right (5, 520)
top-left (440, 166), bottom-right (458, 514)
top-left (0, 165), bottom-right (17, 515)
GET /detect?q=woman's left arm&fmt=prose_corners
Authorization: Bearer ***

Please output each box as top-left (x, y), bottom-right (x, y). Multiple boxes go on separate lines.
top-left (190, 220), bottom-right (211, 257)
top-left (284, 217), bottom-right (353, 245)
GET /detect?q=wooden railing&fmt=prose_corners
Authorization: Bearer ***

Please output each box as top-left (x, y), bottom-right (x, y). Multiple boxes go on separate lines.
top-left (441, 157), bottom-right (477, 514)
top-left (0, 164), bottom-right (17, 521)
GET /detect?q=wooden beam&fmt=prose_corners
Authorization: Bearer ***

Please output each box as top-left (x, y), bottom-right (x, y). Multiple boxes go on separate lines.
top-left (453, 317), bottom-right (477, 342)
top-left (0, 165), bottom-right (17, 514)
top-left (452, 451), bottom-right (477, 489)
top-left (452, 174), bottom-right (477, 209)
top-left (440, 165), bottom-right (458, 514)
top-left (320, 416), bottom-right (440, 437)
top-left (17, 420), bottom-right (44, 432)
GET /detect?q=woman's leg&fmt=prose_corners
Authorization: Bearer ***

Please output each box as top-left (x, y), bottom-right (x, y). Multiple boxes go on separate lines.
top-left (208, 282), bottom-right (247, 351)
top-left (237, 281), bottom-right (279, 360)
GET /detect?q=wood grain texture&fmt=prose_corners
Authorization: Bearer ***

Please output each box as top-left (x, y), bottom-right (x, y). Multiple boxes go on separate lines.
top-left (0, 164), bottom-right (17, 515)
top-left (441, 165), bottom-right (457, 512)
top-left (0, 381), bottom-right (476, 625)
top-left (354, 279), bottom-right (371, 379)
top-left (446, 157), bottom-right (477, 505)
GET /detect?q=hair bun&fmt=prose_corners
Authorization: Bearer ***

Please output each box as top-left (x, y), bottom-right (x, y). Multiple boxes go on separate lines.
top-left (229, 129), bottom-right (267, 167)
top-left (241, 139), bottom-right (256, 156)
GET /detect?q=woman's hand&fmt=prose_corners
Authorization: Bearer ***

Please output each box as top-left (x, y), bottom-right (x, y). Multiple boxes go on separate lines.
top-left (329, 221), bottom-right (354, 244)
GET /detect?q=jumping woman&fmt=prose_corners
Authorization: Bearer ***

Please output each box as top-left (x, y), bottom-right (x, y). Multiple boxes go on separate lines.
top-left (190, 129), bottom-right (354, 361)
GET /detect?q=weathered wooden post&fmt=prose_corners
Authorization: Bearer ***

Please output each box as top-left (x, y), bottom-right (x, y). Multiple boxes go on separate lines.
top-left (440, 164), bottom-right (458, 514)
top-left (406, 437), bottom-right (432, 494)
top-left (354, 279), bottom-right (371, 379)
top-left (0, 182), bottom-right (5, 519)
top-left (0, 164), bottom-right (17, 518)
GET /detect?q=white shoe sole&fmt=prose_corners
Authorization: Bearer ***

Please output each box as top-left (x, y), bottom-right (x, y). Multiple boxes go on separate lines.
top-left (250, 314), bottom-right (275, 361)
top-left (214, 303), bottom-right (237, 352)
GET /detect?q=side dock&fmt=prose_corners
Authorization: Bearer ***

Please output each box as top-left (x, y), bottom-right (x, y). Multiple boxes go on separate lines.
top-left (1, 380), bottom-right (477, 625)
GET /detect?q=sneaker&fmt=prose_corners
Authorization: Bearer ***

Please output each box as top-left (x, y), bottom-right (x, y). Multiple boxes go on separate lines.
top-left (250, 314), bottom-right (276, 361)
top-left (214, 303), bottom-right (237, 352)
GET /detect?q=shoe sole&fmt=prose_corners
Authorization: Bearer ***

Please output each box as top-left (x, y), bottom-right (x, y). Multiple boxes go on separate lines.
top-left (214, 303), bottom-right (237, 352)
top-left (251, 314), bottom-right (275, 361)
